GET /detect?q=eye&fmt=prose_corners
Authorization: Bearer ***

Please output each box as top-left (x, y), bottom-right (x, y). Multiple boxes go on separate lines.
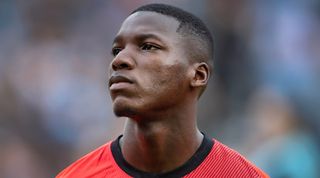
top-left (111, 47), bottom-right (122, 56)
top-left (141, 43), bottom-right (159, 51)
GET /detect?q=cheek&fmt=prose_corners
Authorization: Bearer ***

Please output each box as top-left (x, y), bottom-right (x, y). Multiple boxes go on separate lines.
top-left (143, 63), bottom-right (188, 93)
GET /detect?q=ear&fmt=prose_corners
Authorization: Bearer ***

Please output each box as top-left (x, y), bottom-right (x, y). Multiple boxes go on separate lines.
top-left (190, 62), bottom-right (210, 88)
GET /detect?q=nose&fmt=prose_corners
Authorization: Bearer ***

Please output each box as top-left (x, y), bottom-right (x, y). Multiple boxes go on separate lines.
top-left (110, 48), bottom-right (135, 71)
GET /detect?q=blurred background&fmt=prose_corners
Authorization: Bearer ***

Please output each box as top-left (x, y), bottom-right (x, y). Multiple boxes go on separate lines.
top-left (0, 0), bottom-right (319, 177)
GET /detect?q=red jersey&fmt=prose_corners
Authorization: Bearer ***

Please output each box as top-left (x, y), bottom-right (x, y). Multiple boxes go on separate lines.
top-left (57, 135), bottom-right (268, 178)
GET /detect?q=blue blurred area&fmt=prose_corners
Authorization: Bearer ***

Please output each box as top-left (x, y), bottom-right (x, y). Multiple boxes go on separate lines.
top-left (0, 0), bottom-right (319, 177)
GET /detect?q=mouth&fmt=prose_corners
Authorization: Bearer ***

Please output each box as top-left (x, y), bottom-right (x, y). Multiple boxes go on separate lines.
top-left (108, 75), bottom-right (133, 89)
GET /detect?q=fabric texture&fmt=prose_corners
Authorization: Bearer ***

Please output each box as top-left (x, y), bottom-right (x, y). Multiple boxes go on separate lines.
top-left (56, 136), bottom-right (269, 178)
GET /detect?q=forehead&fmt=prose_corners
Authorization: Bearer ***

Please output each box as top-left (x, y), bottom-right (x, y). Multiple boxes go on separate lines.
top-left (114, 12), bottom-right (181, 43)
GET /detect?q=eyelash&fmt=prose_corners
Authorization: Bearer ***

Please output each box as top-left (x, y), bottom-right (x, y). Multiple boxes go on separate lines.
top-left (111, 43), bottom-right (160, 56)
top-left (111, 48), bottom-right (122, 56)
top-left (140, 43), bottom-right (160, 51)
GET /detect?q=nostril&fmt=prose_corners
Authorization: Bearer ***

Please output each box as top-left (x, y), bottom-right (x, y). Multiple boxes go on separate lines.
top-left (119, 63), bottom-right (129, 69)
top-left (112, 61), bottom-right (130, 70)
top-left (111, 51), bottom-right (134, 71)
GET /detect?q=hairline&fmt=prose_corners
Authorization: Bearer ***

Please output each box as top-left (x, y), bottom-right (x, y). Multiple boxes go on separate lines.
top-left (130, 10), bottom-right (210, 62)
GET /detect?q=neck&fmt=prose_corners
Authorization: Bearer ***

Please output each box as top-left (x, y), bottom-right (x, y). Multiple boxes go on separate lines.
top-left (120, 104), bottom-right (203, 173)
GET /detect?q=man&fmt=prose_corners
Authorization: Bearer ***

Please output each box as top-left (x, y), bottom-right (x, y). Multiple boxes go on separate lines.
top-left (57, 3), bottom-right (268, 178)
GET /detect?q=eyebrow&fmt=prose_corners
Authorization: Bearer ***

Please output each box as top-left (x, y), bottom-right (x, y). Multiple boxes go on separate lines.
top-left (112, 33), bottom-right (164, 45)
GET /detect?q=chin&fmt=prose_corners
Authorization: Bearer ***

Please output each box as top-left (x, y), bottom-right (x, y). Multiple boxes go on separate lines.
top-left (113, 100), bottom-right (138, 118)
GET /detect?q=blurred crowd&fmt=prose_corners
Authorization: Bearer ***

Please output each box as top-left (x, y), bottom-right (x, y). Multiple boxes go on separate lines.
top-left (0, 0), bottom-right (319, 177)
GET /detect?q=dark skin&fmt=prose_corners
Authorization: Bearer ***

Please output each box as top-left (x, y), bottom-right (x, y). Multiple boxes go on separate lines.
top-left (109, 11), bottom-right (210, 173)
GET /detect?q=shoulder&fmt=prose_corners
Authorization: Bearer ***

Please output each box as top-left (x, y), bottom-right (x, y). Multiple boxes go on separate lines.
top-left (211, 139), bottom-right (269, 177)
top-left (56, 142), bottom-right (113, 178)
top-left (187, 139), bottom-right (269, 178)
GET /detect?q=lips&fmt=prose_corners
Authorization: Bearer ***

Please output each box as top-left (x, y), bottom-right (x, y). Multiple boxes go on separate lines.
top-left (108, 75), bottom-right (133, 88)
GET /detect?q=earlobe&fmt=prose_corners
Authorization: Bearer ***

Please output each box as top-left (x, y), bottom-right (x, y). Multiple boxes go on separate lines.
top-left (190, 62), bottom-right (210, 88)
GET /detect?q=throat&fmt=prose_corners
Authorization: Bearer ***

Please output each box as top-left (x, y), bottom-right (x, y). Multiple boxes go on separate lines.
top-left (120, 119), bottom-right (203, 173)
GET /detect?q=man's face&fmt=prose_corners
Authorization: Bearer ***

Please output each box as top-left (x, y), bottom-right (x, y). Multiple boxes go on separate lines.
top-left (109, 12), bottom-right (191, 119)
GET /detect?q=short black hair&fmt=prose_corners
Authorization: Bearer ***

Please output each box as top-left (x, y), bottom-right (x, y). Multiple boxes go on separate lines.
top-left (131, 3), bottom-right (214, 67)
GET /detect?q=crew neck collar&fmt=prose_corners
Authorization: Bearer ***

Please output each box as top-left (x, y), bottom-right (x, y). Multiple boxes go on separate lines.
top-left (111, 134), bottom-right (214, 178)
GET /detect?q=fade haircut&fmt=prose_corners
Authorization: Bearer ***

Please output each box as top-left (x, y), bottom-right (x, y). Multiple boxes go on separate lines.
top-left (131, 3), bottom-right (214, 69)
